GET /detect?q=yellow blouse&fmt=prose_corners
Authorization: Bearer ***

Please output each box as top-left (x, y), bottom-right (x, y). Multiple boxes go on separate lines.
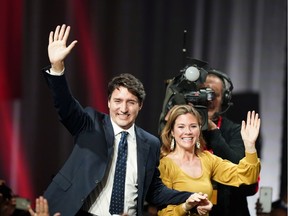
top-left (158, 151), bottom-right (261, 216)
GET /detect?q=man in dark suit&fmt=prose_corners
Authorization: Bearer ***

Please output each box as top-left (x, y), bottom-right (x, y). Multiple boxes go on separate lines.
top-left (42, 24), bottom-right (212, 216)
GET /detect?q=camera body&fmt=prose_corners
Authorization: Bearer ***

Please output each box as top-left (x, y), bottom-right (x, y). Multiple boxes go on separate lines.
top-left (183, 87), bottom-right (215, 107)
top-left (158, 59), bottom-right (214, 133)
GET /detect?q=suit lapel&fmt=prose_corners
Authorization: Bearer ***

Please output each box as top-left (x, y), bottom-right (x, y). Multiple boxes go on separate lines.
top-left (102, 115), bottom-right (115, 156)
top-left (135, 127), bottom-right (150, 202)
top-left (136, 127), bottom-right (150, 169)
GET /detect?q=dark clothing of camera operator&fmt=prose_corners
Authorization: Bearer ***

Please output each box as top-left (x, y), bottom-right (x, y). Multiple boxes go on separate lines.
top-left (200, 71), bottom-right (259, 216)
top-left (158, 65), bottom-right (259, 216)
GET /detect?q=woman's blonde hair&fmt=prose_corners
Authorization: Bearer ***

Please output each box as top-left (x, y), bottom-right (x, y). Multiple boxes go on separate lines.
top-left (160, 104), bottom-right (206, 157)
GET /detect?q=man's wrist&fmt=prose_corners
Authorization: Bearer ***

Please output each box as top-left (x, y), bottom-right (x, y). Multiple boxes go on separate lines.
top-left (182, 203), bottom-right (192, 215)
top-left (46, 66), bottom-right (65, 76)
top-left (51, 61), bottom-right (65, 73)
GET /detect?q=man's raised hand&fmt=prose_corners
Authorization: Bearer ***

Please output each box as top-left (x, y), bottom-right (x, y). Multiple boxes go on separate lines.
top-left (48, 24), bottom-right (77, 72)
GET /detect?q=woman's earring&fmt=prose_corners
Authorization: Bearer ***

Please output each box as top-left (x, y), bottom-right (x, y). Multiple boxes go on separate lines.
top-left (196, 140), bottom-right (201, 149)
top-left (170, 137), bottom-right (175, 151)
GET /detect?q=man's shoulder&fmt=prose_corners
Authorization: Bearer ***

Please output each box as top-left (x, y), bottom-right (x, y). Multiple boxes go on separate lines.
top-left (84, 107), bottom-right (108, 119)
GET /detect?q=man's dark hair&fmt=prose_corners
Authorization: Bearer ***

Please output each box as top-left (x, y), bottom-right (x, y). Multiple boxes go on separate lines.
top-left (108, 73), bottom-right (146, 105)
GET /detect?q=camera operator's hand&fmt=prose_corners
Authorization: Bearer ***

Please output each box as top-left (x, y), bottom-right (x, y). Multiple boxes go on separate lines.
top-left (207, 119), bottom-right (219, 131)
top-left (164, 108), bottom-right (173, 122)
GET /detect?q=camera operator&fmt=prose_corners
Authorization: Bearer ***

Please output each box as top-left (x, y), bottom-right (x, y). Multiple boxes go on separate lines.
top-left (158, 62), bottom-right (260, 216)
top-left (201, 69), bottom-right (259, 216)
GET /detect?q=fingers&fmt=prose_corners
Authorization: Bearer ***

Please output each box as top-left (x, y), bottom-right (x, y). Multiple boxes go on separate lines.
top-left (58, 25), bottom-right (67, 41)
top-left (43, 198), bottom-right (49, 213)
top-left (38, 196), bottom-right (48, 213)
top-left (67, 40), bottom-right (78, 51)
top-left (30, 196), bottom-right (50, 216)
top-left (50, 24), bottom-right (71, 43)
top-left (49, 31), bottom-right (53, 45)
top-left (241, 110), bottom-right (261, 149)
top-left (48, 24), bottom-right (77, 68)
top-left (35, 197), bottom-right (40, 213)
top-left (253, 111), bottom-right (261, 129)
top-left (188, 193), bottom-right (205, 202)
top-left (196, 198), bottom-right (213, 215)
top-left (198, 192), bottom-right (208, 198)
top-left (62, 25), bottom-right (70, 42)
top-left (244, 111), bottom-right (260, 128)
top-left (249, 110), bottom-right (257, 126)
top-left (28, 204), bottom-right (35, 216)
top-left (248, 110), bottom-right (260, 125)
top-left (246, 110), bottom-right (251, 126)
top-left (54, 25), bottom-right (61, 41)
top-left (185, 192), bottom-right (209, 209)
top-left (256, 116), bottom-right (261, 130)
top-left (197, 208), bottom-right (208, 215)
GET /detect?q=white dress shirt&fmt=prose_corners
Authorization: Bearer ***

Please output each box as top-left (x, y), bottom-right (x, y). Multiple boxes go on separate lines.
top-left (85, 119), bottom-right (138, 216)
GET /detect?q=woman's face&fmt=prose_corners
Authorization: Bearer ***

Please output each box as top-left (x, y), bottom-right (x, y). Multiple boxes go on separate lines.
top-left (171, 113), bottom-right (201, 151)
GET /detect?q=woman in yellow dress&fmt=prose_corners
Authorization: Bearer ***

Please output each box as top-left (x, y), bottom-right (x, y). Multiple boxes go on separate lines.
top-left (158, 105), bottom-right (261, 216)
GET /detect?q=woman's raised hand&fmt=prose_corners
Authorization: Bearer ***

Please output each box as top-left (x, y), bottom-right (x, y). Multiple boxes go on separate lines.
top-left (241, 111), bottom-right (261, 153)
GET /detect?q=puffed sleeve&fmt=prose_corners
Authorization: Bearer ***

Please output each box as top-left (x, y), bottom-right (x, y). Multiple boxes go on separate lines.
top-left (210, 151), bottom-right (261, 186)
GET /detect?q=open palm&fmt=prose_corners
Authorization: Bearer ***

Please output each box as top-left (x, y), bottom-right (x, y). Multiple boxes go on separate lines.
top-left (48, 24), bottom-right (77, 66)
top-left (241, 111), bottom-right (261, 147)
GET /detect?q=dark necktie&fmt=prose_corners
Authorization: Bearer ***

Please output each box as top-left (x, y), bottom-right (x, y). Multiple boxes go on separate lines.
top-left (109, 131), bottom-right (128, 215)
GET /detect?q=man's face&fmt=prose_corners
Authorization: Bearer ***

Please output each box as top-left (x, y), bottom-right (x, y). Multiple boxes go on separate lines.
top-left (204, 75), bottom-right (224, 120)
top-left (108, 86), bottom-right (142, 130)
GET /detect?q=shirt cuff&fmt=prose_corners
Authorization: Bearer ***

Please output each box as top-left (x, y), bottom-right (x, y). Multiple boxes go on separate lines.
top-left (46, 67), bottom-right (65, 76)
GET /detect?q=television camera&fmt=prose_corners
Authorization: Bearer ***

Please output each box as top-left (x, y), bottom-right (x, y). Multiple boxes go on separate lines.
top-left (158, 58), bottom-right (215, 133)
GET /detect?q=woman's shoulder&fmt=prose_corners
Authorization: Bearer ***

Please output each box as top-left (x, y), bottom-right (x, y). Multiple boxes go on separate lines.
top-left (160, 155), bottom-right (179, 171)
top-left (160, 155), bottom-right (174, 164)
top-left (159, 156), bottom-right (177, 175)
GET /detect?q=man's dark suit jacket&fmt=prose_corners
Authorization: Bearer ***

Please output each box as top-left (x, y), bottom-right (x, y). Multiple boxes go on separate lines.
top-left (42, 69), bottom-right (191, 216)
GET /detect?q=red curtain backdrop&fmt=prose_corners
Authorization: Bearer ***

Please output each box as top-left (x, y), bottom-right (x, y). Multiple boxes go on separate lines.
top-left (0, 0), bottom-right (107, 201)
top-left (73, 0), bottom-right (107, 111)
top-left (0, 0), bottom-right (34, 200)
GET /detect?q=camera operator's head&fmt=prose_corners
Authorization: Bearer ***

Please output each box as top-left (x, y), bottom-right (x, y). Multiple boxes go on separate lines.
top-left (204, 69), bottom-right (233, 121)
